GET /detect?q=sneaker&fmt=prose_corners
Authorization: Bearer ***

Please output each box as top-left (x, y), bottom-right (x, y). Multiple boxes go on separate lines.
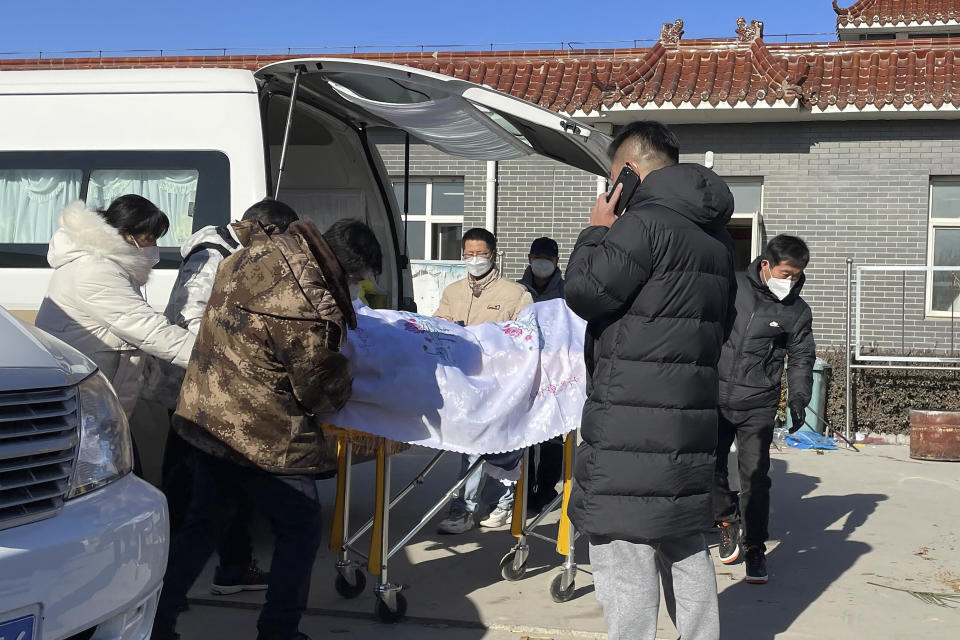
top-left (744, 545), bottom-right (768, 584)
top-left (717, 521), bottom-right (741, 565)
top-left (437, 508), bottom-right (475, 534)
top-left (479, 506), bottom-right (512, 528)
top-left (211, 560), bottom-right (269, 595)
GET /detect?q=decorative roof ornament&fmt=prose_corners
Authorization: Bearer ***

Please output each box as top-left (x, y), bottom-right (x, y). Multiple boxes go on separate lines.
top-left (660, 19), bottom-right (684, 46)
top-left (736, 17), bottom-right (765, 42)
top-left (832, 0), bottom-right (852, 17)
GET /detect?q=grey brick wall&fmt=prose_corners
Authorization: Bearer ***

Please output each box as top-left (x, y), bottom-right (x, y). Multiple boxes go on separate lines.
top-left (377, 120), bottom-right (960, 350)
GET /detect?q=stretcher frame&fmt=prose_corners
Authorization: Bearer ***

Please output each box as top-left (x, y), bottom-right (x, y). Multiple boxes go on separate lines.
top-left (326, 431), bottom-right (580, 622)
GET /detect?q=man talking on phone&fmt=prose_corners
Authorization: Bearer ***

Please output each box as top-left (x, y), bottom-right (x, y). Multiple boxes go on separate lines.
top-left (565, 121), bottom-right (736, 640)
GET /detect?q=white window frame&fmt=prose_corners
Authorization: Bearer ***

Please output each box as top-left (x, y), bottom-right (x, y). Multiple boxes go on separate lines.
top-left (393, 177), bottom-right (465, 263)
top-left (724, 177), bottom-right (763, 265)
top-left (925, 177), bottom-right (960, 318)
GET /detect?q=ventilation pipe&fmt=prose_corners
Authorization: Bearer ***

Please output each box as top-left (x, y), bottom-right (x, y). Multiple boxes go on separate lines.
top-left (485, 161), bottom-right (498, 233)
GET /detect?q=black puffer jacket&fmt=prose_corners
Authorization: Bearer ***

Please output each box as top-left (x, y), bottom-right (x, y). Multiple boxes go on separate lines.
top-left (718, 258), bottom-right (815, 412)
top-left (565, 163), bottom-right (736, 543)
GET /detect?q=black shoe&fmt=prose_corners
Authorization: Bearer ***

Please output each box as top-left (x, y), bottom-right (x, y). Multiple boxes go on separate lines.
top-left (744, 545), bottom-right (768, 584)
top-left (151, 629), bottom-right (180, 640)
top-left (528, 489), bottom-right (560, 515)
top-left (211, 560), bottom-right (269, 595)
top-left (717, 521), bottom-right (741, 565)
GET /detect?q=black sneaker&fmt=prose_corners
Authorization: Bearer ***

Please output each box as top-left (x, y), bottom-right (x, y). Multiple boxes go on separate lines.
top-left (211, 560), bottom-right (269, 595)
top-left (744, 545), bottom-right (768, 584)
top-left (717, 522), bottom-right (741, 565)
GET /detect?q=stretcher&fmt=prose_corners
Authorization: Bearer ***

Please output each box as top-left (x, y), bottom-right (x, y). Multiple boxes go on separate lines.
top-left (326, 429), bottom-right (580, 623)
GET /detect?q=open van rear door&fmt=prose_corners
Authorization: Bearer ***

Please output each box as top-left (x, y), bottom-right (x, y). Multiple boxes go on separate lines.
top-left (255, 58), bottom-right (611, 176)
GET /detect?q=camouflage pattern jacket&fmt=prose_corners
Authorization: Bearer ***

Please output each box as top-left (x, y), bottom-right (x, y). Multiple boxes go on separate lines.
top-left (175, 220), bottom-right (357, 474)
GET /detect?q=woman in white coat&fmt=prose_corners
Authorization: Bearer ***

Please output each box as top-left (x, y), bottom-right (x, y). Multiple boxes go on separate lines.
top-left (36, 194), bottom-right (195, 417)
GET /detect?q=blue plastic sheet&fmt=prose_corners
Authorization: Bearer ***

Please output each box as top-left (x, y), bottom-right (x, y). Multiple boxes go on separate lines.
top-left (786, 431), bottom-right (838, 450)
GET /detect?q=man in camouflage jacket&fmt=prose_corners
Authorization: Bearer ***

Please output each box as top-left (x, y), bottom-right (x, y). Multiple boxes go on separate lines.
top-left (154, 218), bottom-right (382, 640)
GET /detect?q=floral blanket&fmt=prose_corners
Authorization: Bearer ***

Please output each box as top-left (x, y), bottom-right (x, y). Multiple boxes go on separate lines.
top-left (320, 299), bottom-right (587, 455)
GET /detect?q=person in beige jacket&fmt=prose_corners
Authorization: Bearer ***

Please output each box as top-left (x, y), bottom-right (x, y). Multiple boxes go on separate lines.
top-left (435, 228), bottom-right (533, 534)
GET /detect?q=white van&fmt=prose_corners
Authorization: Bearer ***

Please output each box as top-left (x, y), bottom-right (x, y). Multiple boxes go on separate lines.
top-left (0, 58), bottom-right (611, 636)
top-left (0, 58), bottom-right (611, 321)
top-left (0, 304), bottom-right (167, 640)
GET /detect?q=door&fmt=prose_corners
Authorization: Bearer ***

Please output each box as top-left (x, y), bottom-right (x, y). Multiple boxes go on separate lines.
top-left (255, 58), bottom-right (612, 176)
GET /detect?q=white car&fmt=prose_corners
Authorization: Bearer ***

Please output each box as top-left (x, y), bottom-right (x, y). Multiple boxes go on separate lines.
top-left (0, 304), bottom-right (167, 640)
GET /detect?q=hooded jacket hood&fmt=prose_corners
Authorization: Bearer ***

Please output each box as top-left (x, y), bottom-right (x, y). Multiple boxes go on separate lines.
top-left (746, 256), bottom-right (806, 302)
top-left (628, 163), bottom-right (735, 231)
top-left (47, 201), bottom-right (156, 286)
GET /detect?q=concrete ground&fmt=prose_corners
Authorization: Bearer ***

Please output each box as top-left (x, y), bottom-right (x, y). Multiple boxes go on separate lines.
top-left (173, 443), bottom-right (960, 639)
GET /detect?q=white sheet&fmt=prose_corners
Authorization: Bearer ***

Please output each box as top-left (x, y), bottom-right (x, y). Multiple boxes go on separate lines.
top-left (322, 298), bottom-right (587, 455)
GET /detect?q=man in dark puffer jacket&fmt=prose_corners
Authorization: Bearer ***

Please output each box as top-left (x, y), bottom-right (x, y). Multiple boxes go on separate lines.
top-left (565, 121), bottom-right (736, 640)
top-left (714, 235), bottom-right (815, 585)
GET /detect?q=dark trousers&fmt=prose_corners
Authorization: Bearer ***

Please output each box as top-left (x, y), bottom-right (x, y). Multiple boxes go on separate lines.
top-left (712, 407), bottom-right (776, 549)
top-left (161, 423), bottom-right (253, 571)
top-left (529, 436), bottom-right (563, 507)
top-left (155, 446), bottom-right (322, 639)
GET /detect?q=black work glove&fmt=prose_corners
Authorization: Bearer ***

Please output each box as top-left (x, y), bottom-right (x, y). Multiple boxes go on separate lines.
top-left (788, 401), bottom-right (806, 434)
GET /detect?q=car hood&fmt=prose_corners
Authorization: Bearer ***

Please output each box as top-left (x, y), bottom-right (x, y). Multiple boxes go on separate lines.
top-left (0, 307), bottom-right (96, 392)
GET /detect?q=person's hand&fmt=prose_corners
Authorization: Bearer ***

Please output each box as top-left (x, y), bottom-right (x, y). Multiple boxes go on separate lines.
top-left (788, 400), bottom-right (806, 433)
top-left (589, 183), bottom-right (622, 229)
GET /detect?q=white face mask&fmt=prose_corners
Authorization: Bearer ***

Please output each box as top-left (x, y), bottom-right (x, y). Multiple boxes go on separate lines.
top-left (130, 236), bottom-right (161, 267)
top-left (530, 259), bottom-right (556, 279)
top-left (465, 256), bottom-right (493, 278)
top-left (763, 263), bottom-right (794, 301)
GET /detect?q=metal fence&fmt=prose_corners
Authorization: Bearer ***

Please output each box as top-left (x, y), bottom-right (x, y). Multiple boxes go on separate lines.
top-left (844, 260), bottom-right (960, 437)
top-left (0, 33), bottom-right (837, 60)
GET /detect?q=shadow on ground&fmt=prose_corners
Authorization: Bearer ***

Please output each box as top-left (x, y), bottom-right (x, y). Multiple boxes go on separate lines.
top-left (718, 456), bottom-right (887, 640)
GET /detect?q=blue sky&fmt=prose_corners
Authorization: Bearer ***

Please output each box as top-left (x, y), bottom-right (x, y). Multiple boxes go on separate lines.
top-left (1, 1), bottom-right (839, 56)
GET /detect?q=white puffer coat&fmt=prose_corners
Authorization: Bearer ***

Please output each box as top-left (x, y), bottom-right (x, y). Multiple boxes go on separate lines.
top-left (35, 201), bottom-right (195, 416)
top-left (151, 223), bottom-right (241, 409)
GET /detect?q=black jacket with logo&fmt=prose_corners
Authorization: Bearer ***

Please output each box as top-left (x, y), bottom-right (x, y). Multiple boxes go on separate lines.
top-left (718, 257), bottom-right (815, 413)
top-left (564, 163), bottom-right (736, 543)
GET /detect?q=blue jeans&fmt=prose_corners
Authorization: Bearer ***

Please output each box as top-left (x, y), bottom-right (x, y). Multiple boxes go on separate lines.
top-left (451, 453), bottom-right (514, 514)
top-left (155, 446), bottom-right (322, 639)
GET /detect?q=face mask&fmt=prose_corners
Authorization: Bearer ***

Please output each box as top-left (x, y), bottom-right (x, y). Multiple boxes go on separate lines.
top-left (465, 256), bottom-right (493, 278)
top-left (130, 236), bottom-right (161, 267)
top-left (349, 282), bottom-right (363, 301)
top-left (763, 264), bottom-right (793, 301)
top-left (530, 259), bottom-right (556, 279)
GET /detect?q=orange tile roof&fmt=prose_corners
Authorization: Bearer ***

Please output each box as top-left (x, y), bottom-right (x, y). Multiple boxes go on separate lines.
top-left (2, 17), bottom-right (959, 115)
top-left (834, 0), bottom-right (960, 28)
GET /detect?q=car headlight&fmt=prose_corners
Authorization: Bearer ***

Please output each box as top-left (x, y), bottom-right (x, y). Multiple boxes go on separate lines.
top-left (67, 371), bottom-right (134, 499)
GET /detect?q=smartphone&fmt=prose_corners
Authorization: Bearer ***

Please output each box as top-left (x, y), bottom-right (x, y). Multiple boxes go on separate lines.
top-left (606, 166), bottom-right (642, 216)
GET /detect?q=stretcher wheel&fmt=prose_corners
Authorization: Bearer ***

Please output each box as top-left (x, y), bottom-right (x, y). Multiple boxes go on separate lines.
top-left (499, 550), bottom-right (527, 581)
top-left (335, 572), bottom-right (366, 599)
top-left (375, 593), bottom-right (407, 623)
top-left (549, 573), bottom-right (576, 603)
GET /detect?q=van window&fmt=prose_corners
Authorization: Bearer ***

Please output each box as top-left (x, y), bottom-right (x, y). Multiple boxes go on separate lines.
top-left (87, 170), bottom-right (200, 247)
top-left (0, 152), bottom-right (229, 268)
top-left (0, 170), bottom-right (83, 244)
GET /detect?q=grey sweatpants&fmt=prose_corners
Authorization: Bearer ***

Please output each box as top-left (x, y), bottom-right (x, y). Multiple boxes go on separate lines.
top-left (590, 534), bottom-right (719, 640)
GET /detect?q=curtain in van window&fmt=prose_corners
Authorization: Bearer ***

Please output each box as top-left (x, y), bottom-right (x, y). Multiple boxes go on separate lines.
top-left (0, 170), bottom-right (82, 243)
top-left (87, 170), bottom-right (199, 247)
